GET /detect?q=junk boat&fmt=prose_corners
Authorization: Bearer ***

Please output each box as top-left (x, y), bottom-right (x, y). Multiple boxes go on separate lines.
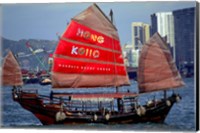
top-left (2, 4), bottom-right (184, 125)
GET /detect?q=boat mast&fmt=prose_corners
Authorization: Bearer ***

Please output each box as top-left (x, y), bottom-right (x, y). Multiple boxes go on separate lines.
top-left (109, 9), bottom-right (119, 93)
top-left (109, 9), bottom-right (122, 112)
top-left (109, 9), bottom-right (118, 93)
top-left (109, 9), bottom-right (113, 24)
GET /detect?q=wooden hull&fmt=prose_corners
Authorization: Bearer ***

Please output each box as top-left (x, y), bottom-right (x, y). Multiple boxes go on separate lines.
top-left (12, 90), bottom-right (180, 125)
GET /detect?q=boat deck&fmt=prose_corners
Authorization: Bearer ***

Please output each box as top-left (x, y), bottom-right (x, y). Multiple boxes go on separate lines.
top-left (53, 92), bottom-right (138, 99)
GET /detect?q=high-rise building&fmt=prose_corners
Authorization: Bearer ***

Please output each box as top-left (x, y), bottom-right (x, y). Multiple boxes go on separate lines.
top-left (151, 12), bottom-right (175, 58)
top-left (131, 22), bottom-right (150, 50)
top-left (150, 7), bottom-right (195, 74)
top-left (173, 7), bottom-right (195, 70)
top-left (122, 44), bottom-right (139, 67)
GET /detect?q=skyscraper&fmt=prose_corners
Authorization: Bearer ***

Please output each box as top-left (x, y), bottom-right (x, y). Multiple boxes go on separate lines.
top-left (132, 22), bottom-right (150, 50)
top-left (151, 7), bottom-right (195, 74)
top-left (173, 7), bottom-right (195, 70)
top-left (151, 12), bottom-right (175, 58)
top-left (122, 43), bottom-right (140, 67)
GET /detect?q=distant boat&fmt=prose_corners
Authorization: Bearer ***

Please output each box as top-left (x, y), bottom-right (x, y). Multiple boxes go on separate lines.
top-left (21, 69), bottom-right (39, 84)
top-left (2, 4), bottom-right (184, 125)
top-left (38, 72), bottom-right (52, 85)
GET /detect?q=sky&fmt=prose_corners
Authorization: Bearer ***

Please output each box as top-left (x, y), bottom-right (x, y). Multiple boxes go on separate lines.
top-left (1, 1), bottom-right (196, 45)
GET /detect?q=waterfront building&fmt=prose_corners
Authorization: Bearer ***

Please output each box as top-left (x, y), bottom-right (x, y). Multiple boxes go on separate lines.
top-left (151, 12), bottom-right (175, 58)
top-left (131, 22), bottom-right (150, 50)
top-left (173, 7), bottom-right (195, 72)
top-left (151, 7), bottom-right (195, 75)
top-left (122, 44), bottom-right (139, 67)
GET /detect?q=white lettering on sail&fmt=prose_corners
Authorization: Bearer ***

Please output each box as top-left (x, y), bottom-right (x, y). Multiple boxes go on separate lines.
top-left (76, 28), bottom-right (104, 44)
top-left (71, 46), bottom-right (78, 55)
top-left (76, 28), bottom-right (84, 37)
top-left (71, 45), bottom-right (100, 58)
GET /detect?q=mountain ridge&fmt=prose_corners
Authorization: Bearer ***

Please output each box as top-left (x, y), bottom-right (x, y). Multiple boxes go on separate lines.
top-left (1, 37), bottom-right (57, 70)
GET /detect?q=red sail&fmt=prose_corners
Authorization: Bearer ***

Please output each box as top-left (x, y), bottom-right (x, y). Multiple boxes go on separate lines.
top-left (137, 33), bottom-right (185, 93)
top-left (52, 4), bottom-right (130, 88)
top-left (2, 51), bottom-right (23, 86)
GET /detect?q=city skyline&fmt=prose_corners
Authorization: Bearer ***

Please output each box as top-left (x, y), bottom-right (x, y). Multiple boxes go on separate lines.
top-left (131, 22), bottom-right (150, 50)
top-left (1, 2), bottom-right (195, 45)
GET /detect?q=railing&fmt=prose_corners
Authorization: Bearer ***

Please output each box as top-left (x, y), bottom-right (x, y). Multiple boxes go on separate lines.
top-left (18, 89), bottom-right (137, 114)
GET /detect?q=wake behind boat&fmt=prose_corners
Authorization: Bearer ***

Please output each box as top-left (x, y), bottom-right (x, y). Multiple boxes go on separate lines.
top-left (2, 4), bottom-right (184, 125)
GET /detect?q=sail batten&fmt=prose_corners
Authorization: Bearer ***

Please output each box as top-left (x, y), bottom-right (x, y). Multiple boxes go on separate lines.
top-left (53, 57), bottom-right (127, 75)
top-left (52, 73), bottom-right (130, 88)
top-left (138, 33), bottom-right (185, 93)
top-left (54, 39), bottom-right (124, 64)
top-left (53, 54), bottom-right (125, 66)
top-left (60, 37), bottom-right (122, 54)
top-left (62, 20), bottom-right (121, 52)
top-left (2, 51), bottom-right (23, 86)
top-left (52, 4), bottom-right (130, 89)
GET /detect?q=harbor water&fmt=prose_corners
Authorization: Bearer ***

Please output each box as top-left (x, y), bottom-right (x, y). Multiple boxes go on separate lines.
top-left (1, 77), bottom-right (196, 131)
